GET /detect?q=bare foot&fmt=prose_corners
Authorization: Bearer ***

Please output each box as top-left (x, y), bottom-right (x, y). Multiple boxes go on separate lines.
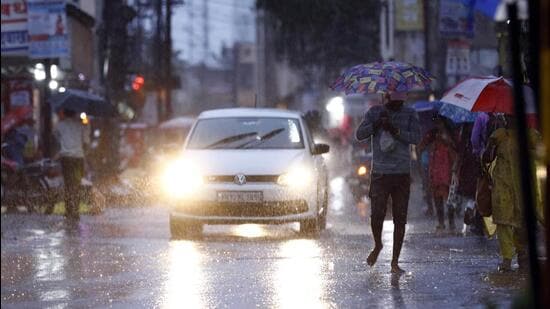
top-left (391, 263), bottom-right (405, 274)
top-left (367, 246), bottom-right (382, 266)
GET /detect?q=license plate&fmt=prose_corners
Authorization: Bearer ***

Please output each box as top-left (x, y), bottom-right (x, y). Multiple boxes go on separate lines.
top-left (217, 191), bottom-right (263, 203)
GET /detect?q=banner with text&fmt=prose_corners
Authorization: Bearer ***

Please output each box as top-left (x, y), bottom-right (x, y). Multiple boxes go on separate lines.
top-left (395, 0), bottom-right (424, 31)
top-left (27, 0), bottom-right (68, 59)
top-left (1, 0), bottom-right (29, 56)
top-left (439, 0), bottom-right (475, 38)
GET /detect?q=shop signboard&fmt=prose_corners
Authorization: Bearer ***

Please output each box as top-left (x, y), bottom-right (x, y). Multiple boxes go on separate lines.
top-left (439, 0), bottom-right (475, 38)
top-left (1, 78), bottom-right (33, 110)
top-left (8, 78), bottom-right (33, 108)
top-left (27, 0), bottom-right (68, 59)
top-left (1, 0), bottom-right (29, 56)
top-left (446, 40), bottom-right (471, 86)
top-left (395, 0), bottom-right (424, 31)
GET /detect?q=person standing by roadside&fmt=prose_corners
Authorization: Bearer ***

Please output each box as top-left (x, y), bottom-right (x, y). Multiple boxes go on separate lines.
top-left (54, 108), bottom-right (89, 222)
top-left (418, 146), bottom-right (434, 217)
top-left (471, 113), bottom-right (490, 158)
top-left (455, 124), bottom-right (483, 235)
top-left (417, 116), bottom-right (456, 231)
top-left (483, 115), bottom-right (527, 272)
top-left (356, 91), bottom-right (420, 274)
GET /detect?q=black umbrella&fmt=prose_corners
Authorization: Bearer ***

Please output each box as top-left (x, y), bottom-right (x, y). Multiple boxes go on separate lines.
top-left (49, 89), bottom-right (116, 117)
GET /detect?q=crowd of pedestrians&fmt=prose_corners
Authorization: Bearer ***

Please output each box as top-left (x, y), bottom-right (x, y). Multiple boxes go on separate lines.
top-left (356, 91), bottom-right (545, 273)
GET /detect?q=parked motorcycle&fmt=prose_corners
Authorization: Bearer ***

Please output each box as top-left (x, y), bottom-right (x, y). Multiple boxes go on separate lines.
top-left (1, 156), bottom-right (63, 214)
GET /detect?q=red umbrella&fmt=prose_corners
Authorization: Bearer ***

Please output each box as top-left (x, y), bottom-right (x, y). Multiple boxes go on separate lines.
top-left (471, 78), bottom-right (514, 114)
top-left (440, 76), bottom-right (536, 115)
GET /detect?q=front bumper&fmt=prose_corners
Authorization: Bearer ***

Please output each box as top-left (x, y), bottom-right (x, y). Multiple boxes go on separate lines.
top-left (168, 183), bottom-right (317, 224)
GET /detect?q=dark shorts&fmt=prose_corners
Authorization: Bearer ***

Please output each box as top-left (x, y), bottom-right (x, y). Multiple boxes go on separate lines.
top-left (369, 173), bottom-right (411, 225)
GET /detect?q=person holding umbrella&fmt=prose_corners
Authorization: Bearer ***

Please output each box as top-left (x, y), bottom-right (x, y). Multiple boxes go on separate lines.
top-left (49, 88), bottom-right (115, 221)
top-left (54, 108), bottom-right (90, 222)
top-left (332, 61), bottom-right (432, 274)
top-left (356, 91), bottom-right (421, 273)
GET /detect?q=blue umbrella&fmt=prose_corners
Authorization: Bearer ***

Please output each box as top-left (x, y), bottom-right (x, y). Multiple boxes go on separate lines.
top-left (411, 101), bottom-right (441, 136)
top-left (438, 102), bottom-right (478, 123)
top-left (411, 100), bottom-right (442, 112)
top-left (49, 89), bottom-right (116, 117)
top-left (412, 100), bottom-right (477, 123)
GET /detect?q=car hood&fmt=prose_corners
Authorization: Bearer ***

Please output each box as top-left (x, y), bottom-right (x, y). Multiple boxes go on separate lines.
top-left (183, 149), bottom-right (308, 175)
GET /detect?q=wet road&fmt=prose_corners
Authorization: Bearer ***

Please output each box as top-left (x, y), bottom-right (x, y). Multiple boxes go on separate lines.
top-left (1, 176), bottom-right (526, 308)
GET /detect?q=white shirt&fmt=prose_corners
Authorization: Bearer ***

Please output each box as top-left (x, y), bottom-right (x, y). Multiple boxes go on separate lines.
top-left (54, 118), bottom-right (90, 158)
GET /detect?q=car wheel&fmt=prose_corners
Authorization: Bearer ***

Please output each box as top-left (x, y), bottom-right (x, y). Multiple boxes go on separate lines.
top-left (300, 217), bottom-right (320, 236)
top-left (170, 217), bottom-right (203, 240)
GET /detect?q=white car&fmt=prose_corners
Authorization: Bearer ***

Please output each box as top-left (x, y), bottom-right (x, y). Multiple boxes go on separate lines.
top-left (159, 108), bottom-right (330, 238)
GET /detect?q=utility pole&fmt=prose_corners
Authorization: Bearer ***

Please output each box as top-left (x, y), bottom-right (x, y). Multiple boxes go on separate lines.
top-left (380, 0), bottom-right (394, 61)
top-left (186, 0), bottom-right (195, 64)
top-left (203, 0), bottom-right (209, 63)
top-left (424, 0), bottom-right (447, 94)
top-left (155, 0), bottom-right (164, 122)
top-left (41, 59), bottom-right (52, 158)
top-left (199, 0), bottom-right (209, 103)
top-left (99, 0), bottom-right (135, 177)
top-left (165, 0), bottom-right (173, 119)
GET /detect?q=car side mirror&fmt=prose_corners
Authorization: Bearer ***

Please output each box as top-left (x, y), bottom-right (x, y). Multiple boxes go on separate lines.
top-left (312, 143), bottom-right (330, 155)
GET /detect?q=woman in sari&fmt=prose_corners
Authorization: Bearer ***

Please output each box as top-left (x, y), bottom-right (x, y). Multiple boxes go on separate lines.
top-left (483, 115), bottom-right (541, 272)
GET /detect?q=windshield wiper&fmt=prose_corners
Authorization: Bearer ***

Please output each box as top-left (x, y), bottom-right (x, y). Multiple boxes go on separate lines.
top-left (204, 132), bottom-right (258, 149)
top-left (235, 128), bottom-right (286, 149)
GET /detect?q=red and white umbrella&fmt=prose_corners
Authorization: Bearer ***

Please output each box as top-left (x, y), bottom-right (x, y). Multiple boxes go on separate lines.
top-left (440, 76), bottom-right (536, 115)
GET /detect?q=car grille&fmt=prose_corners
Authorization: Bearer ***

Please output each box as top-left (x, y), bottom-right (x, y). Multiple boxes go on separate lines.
top-left (177, 200), bottom-right (308, 217)
top-left (205, 175), bottom-right (279, 183)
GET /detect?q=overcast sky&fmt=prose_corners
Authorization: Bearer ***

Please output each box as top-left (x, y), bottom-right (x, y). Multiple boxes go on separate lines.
top-left (172, 0), bottom-right (256, 66)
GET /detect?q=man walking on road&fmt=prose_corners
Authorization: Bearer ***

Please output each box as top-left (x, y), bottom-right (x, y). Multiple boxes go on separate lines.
top-left (356, 91), bottom-right (421, 273)
top-left (54, 108), bottom-right (89, 222)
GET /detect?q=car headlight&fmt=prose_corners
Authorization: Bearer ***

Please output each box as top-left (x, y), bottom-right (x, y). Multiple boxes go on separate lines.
top-left (160, 159), bottom-right (203, 198)
top-left (357, 165), bottom-right (368, 176)
top-left (277, 165), bottom-right (313, 188)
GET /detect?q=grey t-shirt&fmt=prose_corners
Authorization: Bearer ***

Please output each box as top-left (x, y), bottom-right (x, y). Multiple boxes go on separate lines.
top-left (356, 105), bottom-right (420, 174)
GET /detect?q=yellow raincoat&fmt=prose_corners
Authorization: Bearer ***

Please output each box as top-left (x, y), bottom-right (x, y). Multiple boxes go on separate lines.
top-left (489, 128), bottom-right (542, 227)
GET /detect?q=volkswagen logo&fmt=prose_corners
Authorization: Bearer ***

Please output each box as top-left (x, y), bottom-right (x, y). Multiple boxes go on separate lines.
top-left (234, 174), bottom-right (246, 185)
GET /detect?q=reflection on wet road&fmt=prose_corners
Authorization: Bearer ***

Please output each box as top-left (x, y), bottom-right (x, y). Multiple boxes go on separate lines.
top-left (1, 176), bottom-right (525, 308)
top-left (275, 239), bottom-right (324, 308)
top-left (164, 242), bottom-right (205, 308)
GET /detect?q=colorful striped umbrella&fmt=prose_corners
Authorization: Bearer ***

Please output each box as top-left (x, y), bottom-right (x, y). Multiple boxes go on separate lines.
top-left (330, 61), bottom-right (435, 95)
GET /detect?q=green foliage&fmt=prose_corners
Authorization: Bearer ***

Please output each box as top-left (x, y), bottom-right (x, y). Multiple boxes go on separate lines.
top-left (257, 0), bottom-right (380, 78)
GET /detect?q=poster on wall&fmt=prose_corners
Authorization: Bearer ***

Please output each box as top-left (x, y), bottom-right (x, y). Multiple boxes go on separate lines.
top-left (9, 78), bottom-right (33, 108)
top-left (439, 0), bottom-right (475, 38)
top-left (27, 0), bottom-right (68, 59)
top-left (1, 78), bottom-right (33, 110)
top-left (446, 40), bottom-right (471, 86)
top-left (1, 78), bottom-right (33, 132)
top-left (395, 0), bottom-right (424, 31)
top-left (1, 0), bottom-right (29, 56)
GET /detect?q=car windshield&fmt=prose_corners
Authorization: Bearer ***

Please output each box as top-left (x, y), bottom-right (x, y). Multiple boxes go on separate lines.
top-left (187, 117), bottom-right (304, 149)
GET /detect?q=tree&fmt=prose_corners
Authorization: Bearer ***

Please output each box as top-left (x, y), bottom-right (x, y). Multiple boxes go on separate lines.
top-left (256, 0), bottom-right (380, 81)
